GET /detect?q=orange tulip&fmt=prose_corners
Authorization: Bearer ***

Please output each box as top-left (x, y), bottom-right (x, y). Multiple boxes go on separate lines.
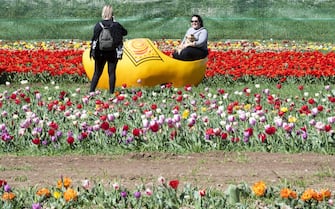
top-left (64, 188), bottom-right (78, 202)
top-left (301, 188), bottom-right (316, 201)
top-left (252, 181), bottom-right (266, 197)
top-left (2, 192), bottom-right (16, 201)
top-left (280, 188), bottom-right (297, 199)
top-left (321, 189), bottom-right (331, 199)
top-left (36, 187), bottom-right (51, 197)
top-left (57, 177), bottom-right (72, 189)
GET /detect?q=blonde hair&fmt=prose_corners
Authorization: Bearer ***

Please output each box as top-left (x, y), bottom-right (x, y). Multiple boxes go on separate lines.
top-left (101, 5), bottom-right (113, 20)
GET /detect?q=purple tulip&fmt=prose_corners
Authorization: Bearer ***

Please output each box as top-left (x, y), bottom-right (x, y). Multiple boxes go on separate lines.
top-left (142, 119), bottom-right (149, 128)
top-left (24, 86), bottom-right (30, 92)
top-left (311, 108), bottom-right (318, 116)
top-left (173, 114), bottom-right (181, 123)
top-left (121, 191), bottom-right (127, 198)
top-left (51, 136), bottom-right (57, 142)
top-left (107, 114), bottom-right (115, 121)
top-left (105, 129), bottom-right (114, 137)
top-left (187, 118), bottom-right (196, 127)
top-left (328, 117), bottom-right (335, 124)
top-left (309, 119), bottom-right (316, 126)
top-left (228, 115), bottom-right (235, 122)
top-left (1, 111), bottom-right (8, 117)
top-left (35, 93), bottom-right (41, 100)
top-left (225, 124), bottom-right (233, 133)
top-left (4, 184), bottom-right (11, 192)
top-left (56, 130), bottom-right (62, 137)
top-left (134, 191), bottom-right (141, 199)
top-left (126, 137), bottom-right (133, 144)
top-left (32, 203), bottom-right (42, 209)
top-left (239, 112), bottom-right (247, 121)
top-left (263, 89), bottom-right (270, 95)
top-left (274, 117), bottom-right (283, 127)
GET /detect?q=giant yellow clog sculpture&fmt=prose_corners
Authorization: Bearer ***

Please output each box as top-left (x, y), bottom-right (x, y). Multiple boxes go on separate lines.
top-left (82, 38), bottom-right (207, 89)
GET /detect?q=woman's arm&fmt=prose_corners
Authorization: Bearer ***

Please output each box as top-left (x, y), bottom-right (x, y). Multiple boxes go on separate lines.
top-left (194, 29), bottom-right (208, 48)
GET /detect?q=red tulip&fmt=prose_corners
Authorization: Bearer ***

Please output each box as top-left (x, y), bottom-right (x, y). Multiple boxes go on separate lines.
top-left (48, 129), bottom-right (55, 136)
top-left (170, 130), bottom-right (177, 140)
top-left (176, 95), bottom-right (183, 102)
top-left (0, 180), bottom-right (7, 187)
top-left (265, 126), bottom-right (276, 135)
top-left (49, 121), bottom-right (59, 130)
top-left (32, 138), bottom-right (40, 145)
top-left (199, 189), bottom-right (206, 197)
top-left (151, 104), bottom-right (157, 110)
top-left (109, 127), bottom-right (117, 133)
top-left (221, 132), bottom-right (228, 140)
top-left (169, 180), bottom-right (179, 190)
top-left (67, 136), bottom-right (74, 145)
top-left (150, 122), bottom-right (160, 132)
top-left (325, 124), bottom-right (332, 132)
top-left (100, 115), bottom-right (107, 121)
top-left (100, 122), bottom-right (110, 130)
top-left (308, 98), bottom-right (315, 105)
top-left (276, 83), bottom-right (282, 89)
top-left (132, 128), bottom-right (142, 137)
top-left (258, 133), bottom-right (267, 143)
top-left (81, 132), bottom-right (88, 139)
top-left (123, 125), bottom-right (129, 131)
top-left (317, 105), bottom-right (324, 112)
top-left (136, 91), bottom-right (143, 97)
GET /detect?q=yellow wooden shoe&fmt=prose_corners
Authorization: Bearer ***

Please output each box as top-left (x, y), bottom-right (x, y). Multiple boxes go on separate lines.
top-left (82, 38), bottom-right (207, 89)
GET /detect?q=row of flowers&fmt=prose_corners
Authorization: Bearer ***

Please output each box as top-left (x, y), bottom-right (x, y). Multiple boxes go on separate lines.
top-left (1, 40), bottom-right (335, 80)
top-left (2, 39), bottom-right (335, 51)
top-left (0, 81), bottom-right (334, 153)
top-left (1, 177), bottom-right (334, 208)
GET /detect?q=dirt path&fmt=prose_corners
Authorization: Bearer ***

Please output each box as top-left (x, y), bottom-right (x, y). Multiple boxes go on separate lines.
top-left (1, 152), bottom-right (335, 190)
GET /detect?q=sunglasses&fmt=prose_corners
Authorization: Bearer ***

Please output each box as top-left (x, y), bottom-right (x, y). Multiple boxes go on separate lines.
top-left (190, 20), bottom-right (199, 23)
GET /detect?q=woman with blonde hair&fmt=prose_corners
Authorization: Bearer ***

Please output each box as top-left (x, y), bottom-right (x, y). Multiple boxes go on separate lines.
top-left (89, 5), bottom-right (128, 94)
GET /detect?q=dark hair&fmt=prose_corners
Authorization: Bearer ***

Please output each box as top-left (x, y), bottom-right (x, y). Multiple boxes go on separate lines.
top-left (192, 14), bottom-right (204, 27)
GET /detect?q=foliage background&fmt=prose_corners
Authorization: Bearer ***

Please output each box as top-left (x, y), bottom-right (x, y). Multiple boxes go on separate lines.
top-left (0, 0), bottom-right (335, 41)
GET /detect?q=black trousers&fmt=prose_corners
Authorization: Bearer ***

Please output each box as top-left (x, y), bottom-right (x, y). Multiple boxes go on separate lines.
top-left (90, 53), bottom-right (118, 94)
top-left (173, 47), bottom-right (208, 61)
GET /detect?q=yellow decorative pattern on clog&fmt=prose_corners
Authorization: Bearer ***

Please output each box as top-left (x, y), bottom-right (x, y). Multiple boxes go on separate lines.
top-left (124, 39), bottom-right (163, 66)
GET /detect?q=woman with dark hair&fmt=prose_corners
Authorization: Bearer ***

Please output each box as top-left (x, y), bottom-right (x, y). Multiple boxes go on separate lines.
top-left (173, 14), bottom-right (208, 61)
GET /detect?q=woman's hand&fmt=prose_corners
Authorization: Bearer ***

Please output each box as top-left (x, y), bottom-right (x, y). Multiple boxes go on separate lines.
top-left (182, 42), bottom-right (195, 48)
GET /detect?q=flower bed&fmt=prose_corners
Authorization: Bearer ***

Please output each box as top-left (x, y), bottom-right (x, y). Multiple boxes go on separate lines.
top-left (1, 40), bottom-right (335, 208)
top-left (1, 176), bottom-right (334, 208)
top-left (1, 39), bottom-right (335, 81)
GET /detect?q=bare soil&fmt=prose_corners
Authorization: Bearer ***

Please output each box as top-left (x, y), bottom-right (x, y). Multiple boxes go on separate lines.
top-left (1, 152), bottom-right (335, 191)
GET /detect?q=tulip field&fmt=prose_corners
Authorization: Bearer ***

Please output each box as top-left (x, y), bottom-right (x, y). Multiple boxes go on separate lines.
top-left (1, 39), bottom-right (335, 208)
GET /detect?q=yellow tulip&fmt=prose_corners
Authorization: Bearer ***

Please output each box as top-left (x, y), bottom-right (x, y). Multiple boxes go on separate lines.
top-left (280, 107), bottom-right (288, 113)
top-left (182, 110), bottom-right (189, 119)
top-left (244, 104), bottom-right (251, 111)
top-left (53, 191), bottom-right (62, 199)
top-left (288, 116), bottom-right (297, 123)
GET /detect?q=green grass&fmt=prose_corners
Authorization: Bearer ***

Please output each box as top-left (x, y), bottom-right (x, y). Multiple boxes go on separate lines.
top-left (0, 0), bottom-right (335, 41)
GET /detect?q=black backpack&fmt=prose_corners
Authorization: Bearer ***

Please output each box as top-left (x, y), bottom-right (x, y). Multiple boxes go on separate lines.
top-left (98, 22), bottom-right (115, 51)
